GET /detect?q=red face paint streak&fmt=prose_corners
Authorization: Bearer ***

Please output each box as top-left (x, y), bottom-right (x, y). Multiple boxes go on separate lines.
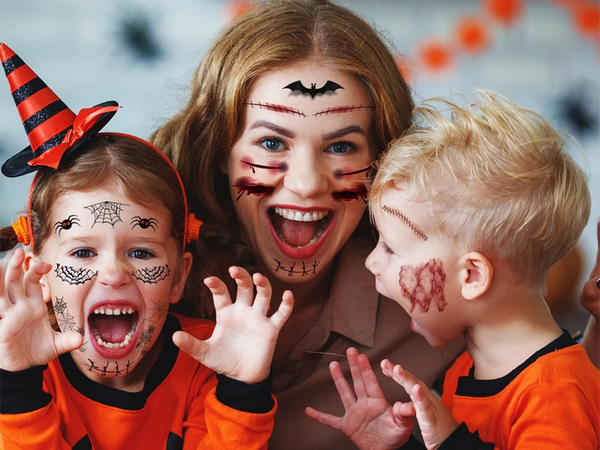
top-left (233, 177), bottom-right (275, 201)
top-left (333, 165), bottom-right (371, 179)
top-left (244, 101), bottom-right (307, 117)
top-left (398, 258), bottom-right (447, 313)
top-left (313, 105), bottom-right (376, 117)
top-left (332, 184), bottom-right (368, 203)
top-left (240, 159), bottom-right (288, 174)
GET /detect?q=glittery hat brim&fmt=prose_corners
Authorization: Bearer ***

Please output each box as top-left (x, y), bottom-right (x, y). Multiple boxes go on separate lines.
top-left (1, 101), bottom-right (118, 178)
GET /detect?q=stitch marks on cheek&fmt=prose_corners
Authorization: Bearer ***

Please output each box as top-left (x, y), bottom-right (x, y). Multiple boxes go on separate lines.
top-left (398, 258), bottom-right (447, 313)
top-left (131, 265), bottom-right (172, 284)
top-left (55, 264), bottom-right (98, 285)
top-left (234, 177), bottom-right (275, 201)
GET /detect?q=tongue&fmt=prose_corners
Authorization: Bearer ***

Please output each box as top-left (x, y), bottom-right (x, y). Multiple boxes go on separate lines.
top-left (92, 315), bottom-right (132, 343)
top-left (273, 215), bottom-right (319, 247)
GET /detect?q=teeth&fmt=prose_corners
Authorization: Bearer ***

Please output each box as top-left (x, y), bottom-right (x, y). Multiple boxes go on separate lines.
top-left (91, 325), bottom-right (136, 349)
top-left (93, 307), bottom-right (135, 315)
top-left (274, 207), bottom-right (328, 222)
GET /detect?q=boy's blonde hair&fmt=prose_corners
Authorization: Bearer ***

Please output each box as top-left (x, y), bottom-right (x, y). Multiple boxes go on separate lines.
top-left (370, 90), bottom-right (591, 292)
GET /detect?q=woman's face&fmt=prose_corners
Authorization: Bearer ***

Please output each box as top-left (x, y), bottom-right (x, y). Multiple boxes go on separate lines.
top-left (227, 61), bottom-right (377, 283)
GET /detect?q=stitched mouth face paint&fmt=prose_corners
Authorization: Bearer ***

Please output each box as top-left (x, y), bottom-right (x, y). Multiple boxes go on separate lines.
top-left (383, 204), bottom-right (428, 241)
top-left (399, 258), bottom-right (447, 313)
top-left (273, 258), bottom-right (322, 276)
top-left (53, 215), bottom-right (81, 235)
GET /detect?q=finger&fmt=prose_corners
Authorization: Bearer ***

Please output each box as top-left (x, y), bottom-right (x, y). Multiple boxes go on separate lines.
top-left (252, 272), bottom-right (271, 314)
top-left (54, 331), bottom-right (84, 355)
top-left (357, 353), bottom-right (386, 399)
top-left (380, 358), bottom-right (396, 378)
top-left (393, 400), bottom-right (416, 418)
top-left (304, 407), bottom-right (343, 431)
top-left (229, 266), bottom-right (254, 305)
top-left (204, 276), bottom-right (232, 311)
top-left (270, 290), bottom-right (294, 330)
top-left (172, 330), bottom-right (208, 362)
top-left (23, 260), bottom-right (51, 299)
top-left (347, 347), bottom-right (367, 398)
top-left (4, 249), bottom-right (26, 306)
top-left (389, 364), bottom-right (422, 398)
top-left (329, 360), bottom-right (357, 409)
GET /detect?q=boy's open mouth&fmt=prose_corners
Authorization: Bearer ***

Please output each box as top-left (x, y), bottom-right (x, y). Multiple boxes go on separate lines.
top-left (88, 306), bottom-right (139, 349)
top-left (268, 207), bottom-right (331, 248)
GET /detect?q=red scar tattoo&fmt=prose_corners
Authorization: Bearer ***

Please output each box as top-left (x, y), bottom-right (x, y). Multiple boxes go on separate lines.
top-left (399, 258), bottom-right (447, 313)
top-left (234, 177), bottom-right (275, 201)
top-left (241, 159), bottom-right (288, 174)
top-left (333, 166), bottom-right (371, 179)
top-left (313, 105), bottom-right (375, 117)
top-left (244, 101), bottom-right (307, 117)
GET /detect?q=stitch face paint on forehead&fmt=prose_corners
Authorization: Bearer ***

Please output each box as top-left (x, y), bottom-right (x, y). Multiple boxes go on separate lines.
top-left (228, 61), bottom-right (377, 282)
top-left (383, 204), bottom-right (428, 241)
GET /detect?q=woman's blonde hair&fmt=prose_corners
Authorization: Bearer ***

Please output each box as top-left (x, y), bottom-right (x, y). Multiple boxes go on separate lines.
top-left (151, 0), bottom-right (414, 315)
top-left (370, 90), bottom-right (591, 292)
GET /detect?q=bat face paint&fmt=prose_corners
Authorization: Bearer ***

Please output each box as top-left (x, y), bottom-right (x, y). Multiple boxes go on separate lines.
top-left (39, 186), bottom-right (184, 386)
top-left (227, 61), bottom-right (376, 283)
top-left (283, 80), bottom-right (344, 98)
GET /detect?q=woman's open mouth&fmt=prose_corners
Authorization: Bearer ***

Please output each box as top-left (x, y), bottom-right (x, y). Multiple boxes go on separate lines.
top-left (88, 305), bottom-right (140, 357)
top-left (267, 206), bottom-right (333, 259)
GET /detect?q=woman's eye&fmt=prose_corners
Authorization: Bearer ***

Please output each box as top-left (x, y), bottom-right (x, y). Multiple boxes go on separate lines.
top-left (72, 249), bottom-right (95, 259)
top-left (326, 142), bottom-right (356, 155)
top-left (129, 249), bottom-right (154, 260)
top-left (259, 138), bottom-right (285, 152)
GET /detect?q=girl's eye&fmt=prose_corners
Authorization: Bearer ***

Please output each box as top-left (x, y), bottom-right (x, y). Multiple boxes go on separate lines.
top-left (129, 249), bottom-right (154, 260)
top-left (326, 142), bottom-right (356, 155)
top-left (72, 249), bottom-right (95, 259)
top-left (259, 138), bottom-right (285, 152)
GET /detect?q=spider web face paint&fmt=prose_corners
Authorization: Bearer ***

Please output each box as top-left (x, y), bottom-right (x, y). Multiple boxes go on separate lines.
top-left (85, 201), bottom-right (130, 228)
top-left (55, 264), bottom-right (98, 285)
top-left (273, 259), bottom-right (321, 276)
top-left (130, 216), bottom-right (158, 231)
top-left (53, 215), bottom-right (81, 236)
top-left (131, 265), bottom-right (171, 284)
top-left (137, 324), bottom-right (156, 355)
top-left (399, 258), bottom-right (447, 313)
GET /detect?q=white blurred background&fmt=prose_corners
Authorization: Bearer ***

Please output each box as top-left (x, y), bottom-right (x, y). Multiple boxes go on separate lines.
top-left (1, 0), bottom-right (598, 332)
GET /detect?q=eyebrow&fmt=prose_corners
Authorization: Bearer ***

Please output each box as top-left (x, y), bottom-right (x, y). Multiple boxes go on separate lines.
top-left (313, 105), bottom-right (376, 117)
top-left (322, 125), bottom-right (366, 141)
top-left (249, 120), bottom-right (295, 139)
top-left (244, 102), bottom-right (307, 117)
top-left (382, 204), bottom-right (428, 241)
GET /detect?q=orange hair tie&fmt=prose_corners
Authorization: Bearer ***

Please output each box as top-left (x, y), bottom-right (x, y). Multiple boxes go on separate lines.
top-left (186, 213), bottom-right (203, 245)
top-left (11, 216), bottom-right (30, 246)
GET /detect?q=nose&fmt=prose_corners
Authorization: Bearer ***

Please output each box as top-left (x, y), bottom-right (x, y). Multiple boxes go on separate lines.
top-left (97, 257), bottom-right (131, 288)
top-left (365, 247), bottom-right (379, 276)
top-left (283, 147), bottom-right (330, 199)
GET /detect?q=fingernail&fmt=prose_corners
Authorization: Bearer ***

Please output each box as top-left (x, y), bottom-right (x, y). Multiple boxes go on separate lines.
top-left (596, 277), bottom-right (600, 290)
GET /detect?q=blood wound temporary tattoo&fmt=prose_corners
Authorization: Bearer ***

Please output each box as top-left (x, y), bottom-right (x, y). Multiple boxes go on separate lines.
top-left (131, 265), bottom-right (172, 284)
top-left (137, 324), bottom-right (156, 355)
top-left (273, 259), bottom-right (321, 276)
top-left (399, 258), bottom-right (447, 313)
top-left (130, 216), bottom-right (158, 231)
top-left (332, 186), bottom-right (368, 204)
top-left (55, 263), bottom-right (98, 285)
top-left (283, 80), bottom-right (344, 99)
top-left (333, 166), bottom-right (371, 179)
top-left (382, 205), bottom-right (428, 241)
top-left (241, 159), bottom-right (288, 174)
top-left (86, 359), bottom-right (134, 376)
top-left (53, 215), bottom-right (81, 236)
top-left (85, 201), bottom-right (130, 228)
top-left (313, 105), bottom-right (375, 117)
top-left (244, 101), bottom-right (306, 117)
top-left (54, 296), bottom-right (77, 332)
top-left (234, 177), bottom-right (275, 201)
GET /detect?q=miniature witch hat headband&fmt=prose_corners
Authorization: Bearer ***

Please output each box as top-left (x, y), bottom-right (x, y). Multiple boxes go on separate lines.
top-left (0, 43), bottom-right (119, 177)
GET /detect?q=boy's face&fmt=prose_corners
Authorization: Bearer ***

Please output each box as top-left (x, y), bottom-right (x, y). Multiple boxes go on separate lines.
top-left (39, 186), bottom-right (188, 387)
top-left (365, 187), bottom-right (464, 348)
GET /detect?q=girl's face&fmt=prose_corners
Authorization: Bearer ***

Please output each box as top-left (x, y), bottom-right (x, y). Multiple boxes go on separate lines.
top-left (39, 186), bottom-right (190, 387)
top-left (365, 187), bottom-right (464, 348)
top-left (227, 61), bottom-right (377, 283)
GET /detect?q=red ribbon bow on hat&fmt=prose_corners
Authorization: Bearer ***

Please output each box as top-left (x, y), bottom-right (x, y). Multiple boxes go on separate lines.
top-left (28, 104), bottom-right (121, 169)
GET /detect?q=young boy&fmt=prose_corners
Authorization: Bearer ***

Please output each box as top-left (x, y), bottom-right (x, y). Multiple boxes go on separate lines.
top-left (306, 91), bottom-right (599, 449)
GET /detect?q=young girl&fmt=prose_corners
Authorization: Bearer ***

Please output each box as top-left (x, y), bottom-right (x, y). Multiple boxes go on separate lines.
top-left (0, 43), bottom-right (293, 449)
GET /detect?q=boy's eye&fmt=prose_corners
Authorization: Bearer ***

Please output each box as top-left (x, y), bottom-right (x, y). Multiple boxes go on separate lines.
top-left (259, 138), bottom-right (285, 152)
top-left (380, 241), bottom-right (394, 255)
top-left (129, 249), bottom-right (154, 259)
top-left (326, 142), bottom-right (356, 155)
top-left (71, 249), bottom-right (95, 259)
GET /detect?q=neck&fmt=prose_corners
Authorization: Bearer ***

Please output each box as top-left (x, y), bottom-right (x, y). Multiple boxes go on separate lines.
top-left (464, 290), bottom-right (562, 380)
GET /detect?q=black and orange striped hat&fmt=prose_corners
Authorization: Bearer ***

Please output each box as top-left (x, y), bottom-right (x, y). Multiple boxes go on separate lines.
top-left (1, 43), bottom-right (119, 177)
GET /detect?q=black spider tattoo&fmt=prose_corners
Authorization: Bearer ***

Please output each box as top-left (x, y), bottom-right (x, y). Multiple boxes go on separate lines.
top-left (131, 265), bottom-right (172, 284)
top-left (53, 215), bottom-right (81, 236)
top-left (55, 264), bottom-right (98, 285)
top-left (130, 216), bottom-right (158, 231)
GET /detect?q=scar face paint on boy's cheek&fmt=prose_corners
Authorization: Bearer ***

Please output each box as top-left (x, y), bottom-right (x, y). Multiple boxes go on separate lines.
top-left (55, 263), bottom-right (98, 285)
top-left (233, 176), bottom-right (275, 201)
top-left (84, 201), bottom-right (130, 228)
top-left (240, 157), bottom-right (288, 174)
top-left (399, 258), bottom-right (447, 313)
top-left (86, 359), bottom-right (135, 376)
top-left (131, 265), bottom-right (172, 284)
top-left (283, 80), bottom-right (344, 98)
top-left (273, 258), bottom-right (321, 276)
top-left (53, 215), bottom-right (81, 235)
top-left (244, 101), bottom-right (307, 117)
top-left (130, 216), bottom-right (158, 231)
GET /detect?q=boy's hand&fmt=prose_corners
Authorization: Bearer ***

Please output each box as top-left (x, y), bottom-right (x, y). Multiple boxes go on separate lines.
top-left (305, 347), bottom-right (414, 450)
top-left (381, 360), bottom-right (458, 450)
top-left (173, 266), bottom-right (293, 384)
top-left (0, 249), bottom-right (83, 371)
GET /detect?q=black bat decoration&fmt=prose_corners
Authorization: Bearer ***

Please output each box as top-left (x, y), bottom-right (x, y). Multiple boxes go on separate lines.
top-left (283, 80), bottom-right (344, 99)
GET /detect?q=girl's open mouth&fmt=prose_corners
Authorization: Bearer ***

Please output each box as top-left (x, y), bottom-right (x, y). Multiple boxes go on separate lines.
top-left (88, 305), bottom-right (140, 357)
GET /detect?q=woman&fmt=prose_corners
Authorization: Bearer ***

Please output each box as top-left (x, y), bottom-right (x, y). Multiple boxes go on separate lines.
top-left (152, 1), bottom-right (598, 448)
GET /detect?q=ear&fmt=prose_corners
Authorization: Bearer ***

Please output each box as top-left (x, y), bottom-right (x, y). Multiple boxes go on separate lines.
top-left (24, 251), bottom-right (52, 302)
top-left (169, 251), bottom-right (193, 305)
top-left (219, 155), bottom-right (229, 175)
top-left (458, 251), bottom-right (493, 301)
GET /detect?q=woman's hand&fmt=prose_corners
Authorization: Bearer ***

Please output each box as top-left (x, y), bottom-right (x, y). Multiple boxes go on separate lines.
top-left (305, 347), bottom-right (414, 450)
top-left (173, 266), bottom-right (293, 383)
top-left (0, 249), bottom-right (83, 371)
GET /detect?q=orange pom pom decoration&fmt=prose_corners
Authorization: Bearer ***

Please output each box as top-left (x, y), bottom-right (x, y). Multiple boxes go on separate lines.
top-left (456, 16), bottom-right (490, 54)
top-left (227, 0), bottom-right (255, 21)
top-left (185, 214), bottom-right (203, 245)
top-left (574, 2), bottom-right (600, 38)
top-left (484, 0), bottom-right (523, 26)
top-left (419, 39), bottom-right (453, 73)
top-left (11, 216), bottom-right (30, 246)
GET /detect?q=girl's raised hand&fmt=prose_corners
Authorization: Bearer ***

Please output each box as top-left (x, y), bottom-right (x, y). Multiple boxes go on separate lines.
top-left (0, 248), bottom-right (83, 371)
top-left (172, 266), bottom-right (293, 383)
